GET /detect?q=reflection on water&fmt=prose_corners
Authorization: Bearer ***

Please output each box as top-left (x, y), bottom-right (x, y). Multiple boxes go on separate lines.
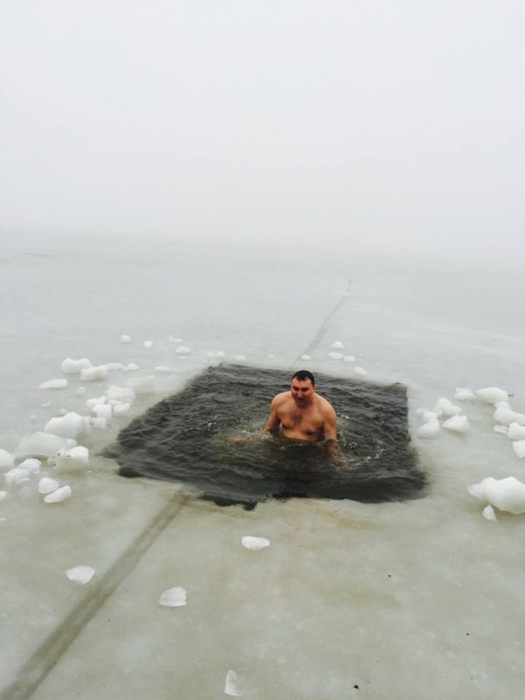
top-left (105, 365), bottom-right (426, 509)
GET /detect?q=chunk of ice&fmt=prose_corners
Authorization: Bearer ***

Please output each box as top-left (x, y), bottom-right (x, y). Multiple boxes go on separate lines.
top-left (120, 335), bottom-right (132, 343)
top-left (159, 586), bottom-right (187, 607)
top-left (61, 358), bottom-right (92, 374)
top-left (143, 341), bottom-right (153, 349)
top-left (113, 403), bottom-right (131, 416)
top-left (343, 355), bottom-right (356, 362)
top-left (420, 411), bottom-right (438, 423)
top-left (442, 415), bottom-right (470, 433)
top-left (65, 566), bottom-right (95, 584)
top-left (55, 446), bottom-right (89, 469)
top-left (86, 396), bottom-right (107, 409)
top-left (476, 387), bottom-right (509, 404)
top-left (176, 346), bottom-right (191, 355)
top-left (39, 379), bottom-right (68, 390)
top-left (107, 362), bottom-right (126, 371)
top-left (332, 341), bottom-right (344, 349)
top-left (454, 388), bottom-right (476, 401)
top-left (328, 352), bottom-right (343, 360)
top-left (0, 449), bottom-right (14, 469)
top-left (468, 476), bottom-right (525, 514)
top-left (89, 417), bottom-right (107, 429)
top-left (417, 418), bottom-right (440, 438)
top-left (44, 412), bottom-right (85, 439)
top-left (241, 536), bottom-right (270, 550)
top-left (354, 366), bottom-right (368, 376)
top-left (15, 432), bottom-right (77, 458)
top-left (93, 404), bottom-right (112, 420)
top-left (508, 423), bottom-right (525, 441)
top-left (482, 505), bottom-right (498, 522)
top-left (493, 407), bottom-right (525, 427)
top-left (81, 365), bottom-right (109, 382)
top-left (433, 398), bottom-right (462, 417)
top-left (301, 354), bottom-right (311, 360)
top-left (5, 467), bottom-right (32, 486)
top-left (494, 425), bottom-right (509, 435)
top-left (18, 458), bottom-right (41, 473)
top-left (44, 485), bottom-right (72, 503)
top-left (38, 477), bottom-right (59, 494)
top-left (154, 366), bottom-right (173, 373)
top-left (512, 441), bottom-right (525, 459)
top-left (225, 670), bottom-right (244, 697)
top-left (0, 491), bottom-right (6, 501)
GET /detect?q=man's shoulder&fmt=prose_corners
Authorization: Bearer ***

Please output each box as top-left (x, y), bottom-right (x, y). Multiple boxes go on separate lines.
top-left (271, 391), bottom-right (291, 406)
top-left (315, 394), bottom-right (336, 416)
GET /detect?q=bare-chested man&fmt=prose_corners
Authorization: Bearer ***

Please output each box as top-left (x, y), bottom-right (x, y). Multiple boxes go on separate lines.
top-left (228, 370), bottom-right (339, 455)
top-left (266, 370), bottom-right (337, 443)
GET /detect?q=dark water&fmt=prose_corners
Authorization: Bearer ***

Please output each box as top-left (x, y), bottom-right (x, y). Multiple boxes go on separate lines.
top-left (104, 365), bottom-right (425, 509)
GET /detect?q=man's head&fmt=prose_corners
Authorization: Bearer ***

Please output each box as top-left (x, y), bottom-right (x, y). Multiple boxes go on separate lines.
top-left (291, 370), bottom-right (316, 408)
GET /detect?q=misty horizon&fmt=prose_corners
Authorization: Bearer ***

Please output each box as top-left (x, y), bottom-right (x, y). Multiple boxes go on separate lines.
top-left (1, 0), bottom-right (524, 266)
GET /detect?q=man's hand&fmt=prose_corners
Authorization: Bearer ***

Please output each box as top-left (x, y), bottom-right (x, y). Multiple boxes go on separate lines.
top-left (227, 430), bottom-right (267, 446)
top-left (226, 436), bottom-right (244, 445)
top-left (324, 438), bottom-right (342, 459)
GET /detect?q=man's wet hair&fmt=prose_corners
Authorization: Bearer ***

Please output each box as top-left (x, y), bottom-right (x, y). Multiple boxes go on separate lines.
top-left (292, 369), bottom-right (316, 385)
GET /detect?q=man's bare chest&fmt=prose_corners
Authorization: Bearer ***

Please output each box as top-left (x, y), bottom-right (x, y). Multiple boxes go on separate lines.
top-left (279, 404), bottom-right (323, 431)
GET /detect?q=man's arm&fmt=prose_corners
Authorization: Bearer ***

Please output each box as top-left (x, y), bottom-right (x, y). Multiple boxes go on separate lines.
top-left (322, 404), bottom-right (340, 457)
top-left (265, 395), bottom-right (282, 433)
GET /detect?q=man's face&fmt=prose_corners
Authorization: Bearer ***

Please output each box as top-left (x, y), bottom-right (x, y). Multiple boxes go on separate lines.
top-left (291, 379), bottom-right (316, 408)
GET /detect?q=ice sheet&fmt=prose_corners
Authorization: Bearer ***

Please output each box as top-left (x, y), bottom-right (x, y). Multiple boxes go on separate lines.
top-left (2, 235), bottom-right (525, 699)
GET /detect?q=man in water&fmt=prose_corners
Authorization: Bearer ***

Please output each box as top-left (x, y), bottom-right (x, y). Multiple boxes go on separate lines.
top-left (229, 370), bottom-right (339, 455)
top-left (266, 370), bottom-right (337, 443)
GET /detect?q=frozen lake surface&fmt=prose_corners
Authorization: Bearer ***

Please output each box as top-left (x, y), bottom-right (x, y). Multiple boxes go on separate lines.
top-left (1, 234), bottom-right (525, 699)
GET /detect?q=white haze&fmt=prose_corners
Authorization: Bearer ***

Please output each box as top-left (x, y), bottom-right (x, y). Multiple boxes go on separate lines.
top-left (1, 0), bottom-right (524, 267)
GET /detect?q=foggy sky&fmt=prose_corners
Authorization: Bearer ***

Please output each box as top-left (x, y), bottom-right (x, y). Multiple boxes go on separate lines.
top-left (1, 0), bottom-right (524, 263)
